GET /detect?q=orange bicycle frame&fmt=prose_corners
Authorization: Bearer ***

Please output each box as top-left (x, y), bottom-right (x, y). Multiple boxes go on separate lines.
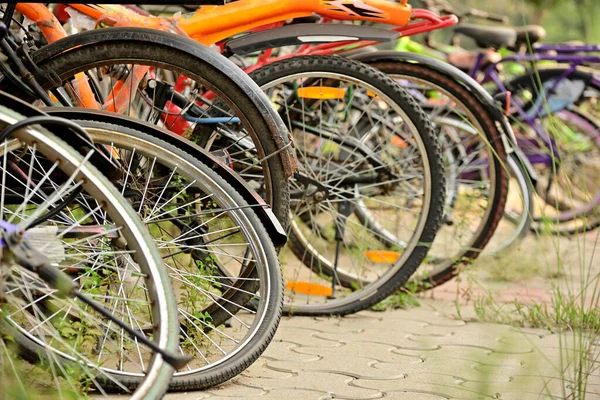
top-left (176, 0), bottom-right (412, 45)
top-left (15, 1), bottom-right (413, 110)
top-left (21, 1), bottom-right (413, 46)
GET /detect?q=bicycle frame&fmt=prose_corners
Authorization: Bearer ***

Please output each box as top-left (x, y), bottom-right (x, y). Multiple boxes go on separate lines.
top-left (14, 2), bottom-right (455, 114)
top-left (471, 49), bottom-right (600, 162)
top-left (481, 61), bottom-right (560, 164)
top-left (20, 0), bottom-right (413, 45)
top-left (534, 43), bottom-right (600, 54)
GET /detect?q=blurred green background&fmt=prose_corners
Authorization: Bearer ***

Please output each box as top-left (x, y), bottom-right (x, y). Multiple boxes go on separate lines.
top-left (412, 0), bottom-right (600, 44)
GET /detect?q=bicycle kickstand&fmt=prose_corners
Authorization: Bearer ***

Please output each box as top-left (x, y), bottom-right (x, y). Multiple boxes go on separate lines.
top-left (329, 199), bottom-right (353, 300)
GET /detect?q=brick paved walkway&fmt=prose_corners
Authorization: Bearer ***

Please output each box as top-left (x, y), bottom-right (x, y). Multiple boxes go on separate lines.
top-left (163, 299), bottom-right (599, 399)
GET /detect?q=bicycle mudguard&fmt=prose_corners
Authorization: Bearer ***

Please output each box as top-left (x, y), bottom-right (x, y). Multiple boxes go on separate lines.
top-left (0, 90), bottom-right (47, 119)
top-left (43, 107), bottom-right (288, 247)
top-left (348, 50), bottom-right (537, 181)
top-left (225, 24), bottom-right (400, 56)
top-left (28, 27), bottom-right (297, 178)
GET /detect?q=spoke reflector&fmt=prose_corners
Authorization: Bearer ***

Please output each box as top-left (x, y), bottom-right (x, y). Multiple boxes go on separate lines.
top-left (108, 146), bottom-right (120, 159)
top-left (366, 90), bottom-right (381, 99)
top-left (297, 87), bottom-right (346, 100)
top-left (286, 281), bottom-right (333, 297)
top-left (364, 250), bottom-right (401, 263)
top-left (391, 136), bottom-right (415, 149)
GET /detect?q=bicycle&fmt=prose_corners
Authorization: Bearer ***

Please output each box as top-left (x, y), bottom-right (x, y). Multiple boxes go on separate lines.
top-left (420, 0), bottom-right (600, 236)
top-left (7, 3), bottom-right (455, 310)
top-left (1, 10), bottom-right (290, 390)
top-left (44, 1), bottom-right (521, 291)
top-left (214, 13), bottom-right (517, 285)
top-left (0, 89), bottom-right (189, 397)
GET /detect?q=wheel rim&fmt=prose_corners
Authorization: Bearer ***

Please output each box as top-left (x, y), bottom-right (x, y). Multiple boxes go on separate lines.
top-left (260, 71), bottom-right (433, 311)
top-left (84, 127), bottom-right (276, 376)
top-left (0, 110), bottom-right (174, 395)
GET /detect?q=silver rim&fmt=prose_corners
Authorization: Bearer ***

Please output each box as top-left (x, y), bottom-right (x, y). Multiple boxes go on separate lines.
top-left (85, 127), bottom-right (275, 376)
top-left (0, 108), bottom-right (175, 397)
top-left (261, 71), bottom-right (432, 311)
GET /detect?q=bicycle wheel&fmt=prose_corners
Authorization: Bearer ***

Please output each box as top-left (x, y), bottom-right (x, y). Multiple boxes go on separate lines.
top-left (250, 56), bottom-right (446, 315)
top-left (483, 153), bottom-right (533, 255)
top-left (18, 29), bottom-right (291, 231)
top-left (505, 68), bottom-right (600, 235)
top-left (363, 60), bottom-right (509, 288)
top-left (0, 104), bottom-right (178, 398)
top-left (530, 108), bottom-right (600, 235)
top-left (67, 118), bottom-right (283, 391)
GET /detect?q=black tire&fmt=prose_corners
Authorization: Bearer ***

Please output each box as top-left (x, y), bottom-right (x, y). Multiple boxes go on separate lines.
top-left (365, 60), bottom-right (509, 289)
top-left (251, 56), bottom-right (446, 315)
top-left (68, 120), bottom-right (283, 391)
top-left (21, 37), bottom-right (290, 232)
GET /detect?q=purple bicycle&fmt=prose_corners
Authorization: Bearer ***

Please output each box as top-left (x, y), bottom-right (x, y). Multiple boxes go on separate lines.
top-left (421, 0), bottom-right (600, 235)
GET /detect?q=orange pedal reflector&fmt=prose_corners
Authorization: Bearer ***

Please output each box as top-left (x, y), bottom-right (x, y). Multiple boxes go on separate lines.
top-left (364, 250), bottom-right (401, 263)
top-left (297, 87), bottom-right (346, 100)
top-left (286, 281), bottom-right (333, 297)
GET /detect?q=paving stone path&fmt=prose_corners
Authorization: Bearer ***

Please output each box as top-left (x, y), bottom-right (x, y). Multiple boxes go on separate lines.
top-left (164, 299), bottom-right (599, 399)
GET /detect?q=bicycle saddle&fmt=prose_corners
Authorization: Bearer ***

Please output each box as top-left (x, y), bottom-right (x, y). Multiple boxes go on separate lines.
top-left (510, 25), bottom-right (546, 50)
top-left (454, 24), bottom-right (517, 49)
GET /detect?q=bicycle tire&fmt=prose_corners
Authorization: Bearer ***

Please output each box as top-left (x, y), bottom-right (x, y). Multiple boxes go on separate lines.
top-left (251, 56), bottom-right (446, 315)
top-left (70, 119), bottom-right (283, 391)
top-left (365, 60), bottom-right (509, 289)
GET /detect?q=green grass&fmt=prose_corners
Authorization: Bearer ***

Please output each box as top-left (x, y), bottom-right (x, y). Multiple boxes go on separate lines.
top-left (371, 282), bottom-right (420, 311)
top-left (0, 334), bottom-right (89, 400)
